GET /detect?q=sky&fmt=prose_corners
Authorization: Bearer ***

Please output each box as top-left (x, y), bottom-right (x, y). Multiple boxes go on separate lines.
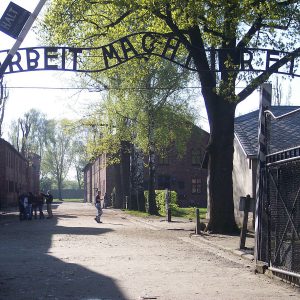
top-left (0, 0), bottom-right (300, 139)
top-left (0, 0), bottom-right (101, 140)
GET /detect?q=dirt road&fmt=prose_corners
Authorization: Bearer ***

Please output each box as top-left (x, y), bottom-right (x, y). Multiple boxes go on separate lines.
top-left (0, 202), bottom-right (298, 300)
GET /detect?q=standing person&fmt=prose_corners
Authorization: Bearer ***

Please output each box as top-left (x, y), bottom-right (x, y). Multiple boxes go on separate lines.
top-left (24, 193), bottom-right (32, 220)
top-left (94, 190), bottom-right (103, 223)
top-left (18, 192), bottom-right (26, 221)
top-left (31, 193), bottom-right (39, 219)
top-left (37, 192), bottom-right (45, 219)
top-left (45, 190), bottom-right (53, 219)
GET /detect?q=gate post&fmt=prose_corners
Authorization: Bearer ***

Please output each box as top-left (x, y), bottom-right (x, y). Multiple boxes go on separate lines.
top-left (255, 83), bottom-right (272, 264)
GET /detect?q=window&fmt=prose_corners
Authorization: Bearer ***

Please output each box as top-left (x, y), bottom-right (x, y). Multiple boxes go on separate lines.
top-left (192, 178), bottom-right (201, 194)
top-left (191, 149), bottom-right (202, 165)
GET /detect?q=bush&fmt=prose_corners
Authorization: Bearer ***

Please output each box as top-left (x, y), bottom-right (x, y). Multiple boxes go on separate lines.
top-left (144, 190), bottom-right (178, 215)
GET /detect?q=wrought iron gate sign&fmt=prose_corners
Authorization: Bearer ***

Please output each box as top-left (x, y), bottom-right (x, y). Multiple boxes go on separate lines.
top-left (0, 32), bottom-right (299, 76)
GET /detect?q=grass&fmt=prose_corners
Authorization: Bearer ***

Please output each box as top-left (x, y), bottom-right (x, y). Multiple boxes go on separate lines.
top-left (168, 207), bottom-right (207, 220)
top-left (55, 198), bottom-right (84, 202)
top-left (123, 207), bottom-right (207, 220)
top-left (123, 210), bottom-right (152, 218)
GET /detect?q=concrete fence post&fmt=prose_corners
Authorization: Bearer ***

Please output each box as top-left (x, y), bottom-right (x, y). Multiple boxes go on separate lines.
top-left (195, 208), bottom-right (201, 234)
top-left (165, 189), bottom-right (171, 222)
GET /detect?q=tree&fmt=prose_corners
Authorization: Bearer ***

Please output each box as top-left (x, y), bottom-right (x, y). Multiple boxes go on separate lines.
top-left (9, 120), bottom-right (21, 151)
top-left (42, 120), bottom-right (74, 200)
top-left (71, 139), bottom-right (88, 189)
top-left (41, 1), bottom-right (300, 233)
top-left (0, 78), bottom-right (8, 137)
top-left (9, 109), bottom-right (48, 158)
top-left (82, 60), bottom-right (195, 214)
top-left (273, 75), bottom-right (292, 106)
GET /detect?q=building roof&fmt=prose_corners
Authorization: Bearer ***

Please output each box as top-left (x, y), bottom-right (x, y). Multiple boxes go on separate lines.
top-left (0, 138), bottom-right (26, 160)
top-left (235, 106), bottom-right (300, 157)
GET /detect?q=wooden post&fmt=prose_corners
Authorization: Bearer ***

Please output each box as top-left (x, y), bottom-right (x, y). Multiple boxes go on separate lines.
top-left (195, 208), bottom-right (200, 234)
top-left (165, 189), bottom-right (171, 222)
top-left (240, 195), bottom-right (252, 249)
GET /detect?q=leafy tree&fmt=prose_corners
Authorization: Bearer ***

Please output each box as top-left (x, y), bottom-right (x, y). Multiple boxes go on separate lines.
top-left (42, 120), bottom-right (74, 200)
top-left (83, 60), bottom-right (195, 214)
top-left (71, 137), bottom-right (88, 189)
top-left (9, 109), bottom-right (48, 158)
top-left (41, 1), bottom-right (300, 233)
top-left (8, 120), bottom-right (20, 151)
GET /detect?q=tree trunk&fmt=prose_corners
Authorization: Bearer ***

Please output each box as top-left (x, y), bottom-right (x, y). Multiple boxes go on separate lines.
top-left (120, 141), bottom-right (130, 208)
top-left (58, 182), bottom-right (63, 201)
top-left (129, 144), bottom-right (144, 211)
top-left (76, 166), bottom-right (82, 189)
top-left (148, 147), bottom-right (158, 215)
top-left (206, 99), bottom-right (239, 234)
top-left (112, 164), bottom-right (123, 208)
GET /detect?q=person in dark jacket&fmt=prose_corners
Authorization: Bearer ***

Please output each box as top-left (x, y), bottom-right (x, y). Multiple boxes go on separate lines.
top-left (45, 190), bottom-right (53, 219)
top-left (36, 192), bottom-right (45, 219)
top-left (26, 192), bottom-right (33, 220)
top-left (94, 190), bottom-right (103, 223)
top-left (31, 193), bottom-right (39, 219)
top-left (18, 192), bottom-right (26, 221)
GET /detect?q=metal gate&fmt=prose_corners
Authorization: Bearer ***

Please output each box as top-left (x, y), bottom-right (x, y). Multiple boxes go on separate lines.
top-left (266, 148), bottom-right (300, 275)
top-left (263, 108), bottom-right (300, 277)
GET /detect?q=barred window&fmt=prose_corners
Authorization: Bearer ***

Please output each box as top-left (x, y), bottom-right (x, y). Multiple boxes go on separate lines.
top-left (192, 178), bottom-right (201, 194)
top-left (191, 149), bottom-right (202, 165)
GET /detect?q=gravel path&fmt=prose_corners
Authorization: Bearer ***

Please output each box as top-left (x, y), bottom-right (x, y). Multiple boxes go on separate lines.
top-left (0, 202), bottom-right (298, 300)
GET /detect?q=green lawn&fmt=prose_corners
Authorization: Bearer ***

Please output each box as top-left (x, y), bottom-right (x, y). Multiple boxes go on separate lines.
top-left (124, 207), bottom-right (207, 220)
top-left (171, 207), bottom-right (207, 220)
top-left (55, 199), bottom-right (84, 202)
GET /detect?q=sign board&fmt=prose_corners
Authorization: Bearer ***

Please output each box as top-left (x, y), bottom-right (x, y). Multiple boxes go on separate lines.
top-left (239, 196), bottom-right (255, 212)
top-left (0, 2), bottom-right (31, 39)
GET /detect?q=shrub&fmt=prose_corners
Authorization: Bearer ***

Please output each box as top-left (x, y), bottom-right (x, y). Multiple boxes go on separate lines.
top-left (144, 190), bottom-right (178, 215)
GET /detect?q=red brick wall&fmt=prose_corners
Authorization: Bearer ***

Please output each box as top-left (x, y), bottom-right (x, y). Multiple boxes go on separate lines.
top-left (0, 139), bottom-right (40, 209)
top-left (144, 126), bottom-right (209, 207)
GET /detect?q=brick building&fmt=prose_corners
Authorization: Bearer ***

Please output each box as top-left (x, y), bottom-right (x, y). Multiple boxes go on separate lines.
top-left (83, 126), bottom-right (209, 208)
top-left (0, 138), bottom-right (40, 209)
top-left (149, 125), bottom-right (209, 207)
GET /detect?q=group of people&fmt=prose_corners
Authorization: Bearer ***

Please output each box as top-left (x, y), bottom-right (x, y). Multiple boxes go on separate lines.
top-left (18, 191), bottom-right (53, 221)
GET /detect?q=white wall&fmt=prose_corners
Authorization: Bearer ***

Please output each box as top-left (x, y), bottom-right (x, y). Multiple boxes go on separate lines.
top-left (232, 138), bottom-right (254, 226)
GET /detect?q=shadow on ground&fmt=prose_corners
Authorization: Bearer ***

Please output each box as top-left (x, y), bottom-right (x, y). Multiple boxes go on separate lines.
top-left (0, 206), bottom-right (127, 300)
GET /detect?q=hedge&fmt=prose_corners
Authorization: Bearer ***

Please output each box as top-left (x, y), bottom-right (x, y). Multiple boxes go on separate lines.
top-left (144, 190), bottom-right (178, 215)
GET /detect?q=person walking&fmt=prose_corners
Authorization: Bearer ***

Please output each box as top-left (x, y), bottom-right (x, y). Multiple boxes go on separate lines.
top-left (94, 190), bottom-right (103, 223)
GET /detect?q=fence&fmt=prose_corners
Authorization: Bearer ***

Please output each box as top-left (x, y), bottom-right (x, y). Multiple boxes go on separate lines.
top-left (263, 108), bottom-right (300, 278)
top-left (51, 189), bottom-right (84, 199)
